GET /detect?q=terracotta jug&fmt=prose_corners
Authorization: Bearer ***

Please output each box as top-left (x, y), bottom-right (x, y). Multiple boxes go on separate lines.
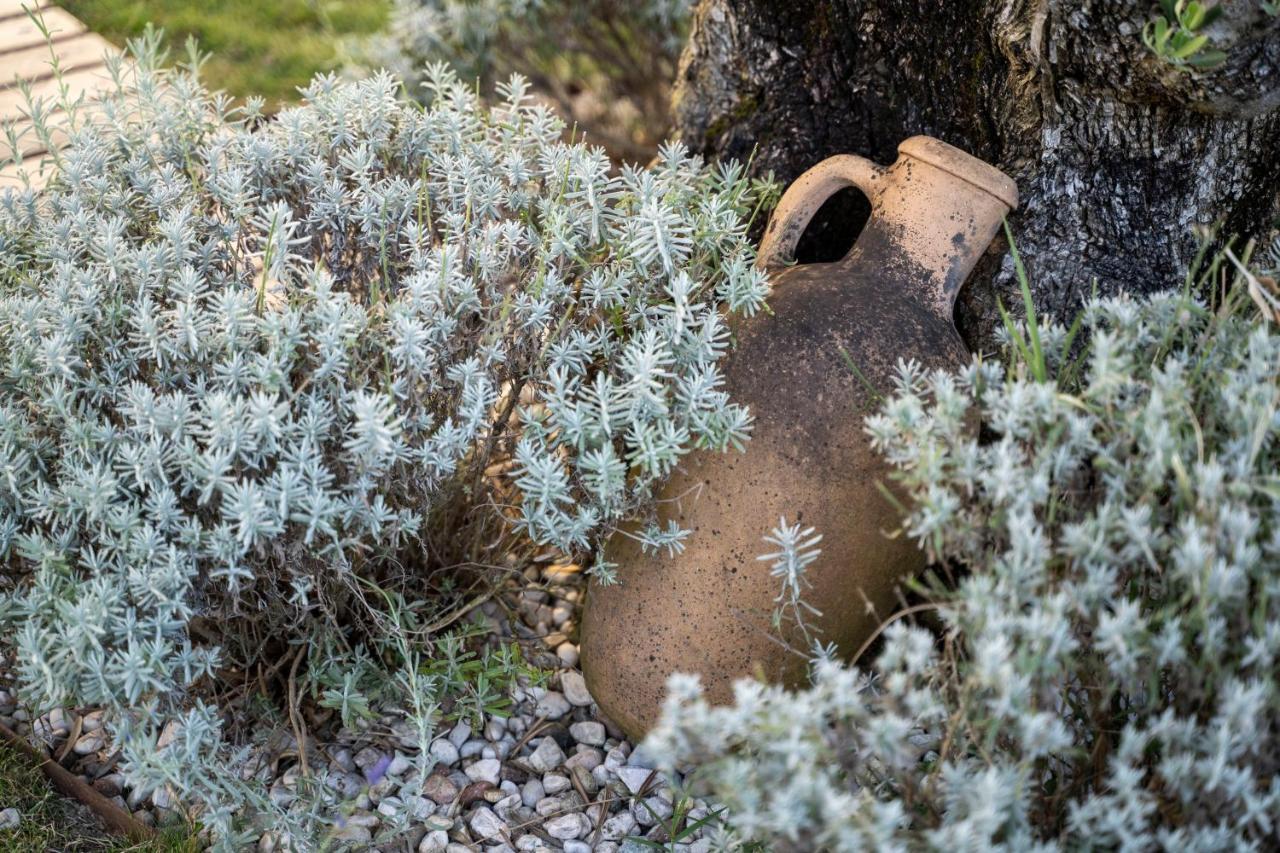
top-left (579, 136), bottom-right (1018, 739)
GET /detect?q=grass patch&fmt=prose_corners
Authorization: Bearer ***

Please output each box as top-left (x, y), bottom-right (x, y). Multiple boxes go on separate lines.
top-left (62, 0), bottom-right (390, 108)
top-left (0, 742), bottom-right (199, 852)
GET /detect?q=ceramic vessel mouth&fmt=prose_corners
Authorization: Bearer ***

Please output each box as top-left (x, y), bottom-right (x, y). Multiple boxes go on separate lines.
top-left (897, 136), bottom-right (1019, 210)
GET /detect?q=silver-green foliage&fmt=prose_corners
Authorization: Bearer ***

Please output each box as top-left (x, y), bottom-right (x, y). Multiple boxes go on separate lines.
top-left (647, 279), bottom-right (1280, 850)
top-left (0, 32), bottom-right (768, 845)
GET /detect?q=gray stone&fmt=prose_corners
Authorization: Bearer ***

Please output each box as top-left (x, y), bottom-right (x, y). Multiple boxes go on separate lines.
top-left (627, 745), bottom-right (658, 769)
top-left (73, 733), bottom-right (104, 755)
top-left (559, 671), bottom-right (593, 707)
top-left (527, 737), bottom-right (565, 773)
top-left (429, 737), bottom-right (460, 768)
top-left (465, 758), bottom-right (501, 785)
top-left (494, 792), bottom-right (523, 821)
top-left (0, 808), bottom-right (19, 830)
top-left (353, 746), bottom-right (384, 774)
top-left (521, 777), bottom-right (544, 808)
top-left (564, 747), bottom-right (603, 772)
top-left (569, 721), bottom-right (605, 746)
top-left (534, 691), bottom-right (571, 719)
top-left (600, 810), bottom-right (638, 840)
top-left (564, 842), bottom-right (593, 853)
top-left (616, 766), bottom-right (655, 795)
top-left (469, 805), bottom-right (508, 841)
top-left (328, 746), bottom-right (356, 773)
top-left (388, 750), bottom-right (413, 777)
top-left (447, 720), bottom-right (472, 748)
top-left (332, 823), bottom-right (371, 844)
top-left (418, 830), bottom-right (449, 853)
top-left (484, 717), bottom-right (506, 741)
top-left (545, 812), bottom-right (589, 840)
top-left (542, 772), bottom-right (571, 794)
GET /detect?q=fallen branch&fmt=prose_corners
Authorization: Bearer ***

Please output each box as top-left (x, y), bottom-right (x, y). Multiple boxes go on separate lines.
top-left (0, 719), bottom-right (155, 842)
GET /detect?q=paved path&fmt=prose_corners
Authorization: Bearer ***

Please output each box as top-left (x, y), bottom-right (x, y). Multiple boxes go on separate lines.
top-left (0, 2), bottom-right (121, 188)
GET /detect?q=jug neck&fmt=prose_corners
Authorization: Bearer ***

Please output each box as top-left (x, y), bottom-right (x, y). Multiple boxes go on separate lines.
top-left (846, 140), bottom-right (1017, 321)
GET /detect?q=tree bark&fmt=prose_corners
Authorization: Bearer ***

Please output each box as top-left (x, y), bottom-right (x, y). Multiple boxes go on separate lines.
top-left (673, 0), bottom-right (1280, 347)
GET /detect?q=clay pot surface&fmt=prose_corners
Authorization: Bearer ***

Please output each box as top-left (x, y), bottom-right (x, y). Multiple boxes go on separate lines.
top-left (581, 136), bottom-right (1017, 740)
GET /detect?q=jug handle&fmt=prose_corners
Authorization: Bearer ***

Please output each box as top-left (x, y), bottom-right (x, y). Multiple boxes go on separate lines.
top-left (755, 154), bottom-right (885, 273)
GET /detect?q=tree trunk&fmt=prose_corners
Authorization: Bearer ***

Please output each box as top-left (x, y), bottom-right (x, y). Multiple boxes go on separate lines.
top-left (673, 0), bottom-right (1280, 347)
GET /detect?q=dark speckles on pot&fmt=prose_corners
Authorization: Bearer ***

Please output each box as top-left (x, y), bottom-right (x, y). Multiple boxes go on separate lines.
top-left (580, 138), bottom-right (1018, 741)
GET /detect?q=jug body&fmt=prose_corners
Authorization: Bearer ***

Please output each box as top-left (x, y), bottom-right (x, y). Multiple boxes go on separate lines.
top-left (580, 137), bottom-right (1017, 740)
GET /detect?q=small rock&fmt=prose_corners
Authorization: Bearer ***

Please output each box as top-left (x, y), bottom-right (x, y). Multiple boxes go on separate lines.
top-left (157, 719), bottom-right (182, 750)
top-left (73, 733), bottom-right (104, 755)
top-left (617, 767), bottom-right (655, 795)
top-left (423, 773), bottom-right (459, 805)
top-left (461, 740), bottom-right (487, 759)
top-left (405, 794), bottom-right (435, 820)
top-left (387, 751), bottom-right (413, 777)
top-left (560, 671), bottom-right (593, 707)
top-left (353, 746), bottom-right (384, 774)
top-left (570, 764), bottom-right (598, 796)
top-left (484, 717), bottom-right (506, 741)
top-left (465, 758), bottom-right (502, 785)
top-left (600, 810), bottom-right (638, 840)
top-left (151, 786), bottom-right (176, 811)
top-left (542, 772), bottom-right (571, 794)
top-left (569, 721), bottom-right (605, 746)
top-left (81, 710), bottom-right (105, 732)
top-left (332, 823), bottom-right (371, 844)
top-left (627, 745), bottom-right (658, 770)
top-left (418, 830), bottom-right (449, 853)
top-left (447, 720), bottom-right (472, 749)
top-left (494, 792), bottom-right (522, 821)
top-left (521, 778), bottom-right (544, 808)
top-left (459, 780), bottom-right (495, 807)
top-left (527, 737), bottom-right (565, 773)
top-left (328, 746), bottom-right (356, 773)
top-left (563, 841), bottom-right (592, 853)
top-left (556, 642), bottom-right (579, 668)
top-left (93, 774), bottom-right (124, 798)
top-left (0, 808), bottom-right (19, 830)
top-left (545, 812), bottom-right (588, 840)
top-left (468, 806), bottom-right (508, 841)
top-left (429, 738), bottom-right (460, 767)
top-left (564, 747), bottom-right (603, 773)
top-left (534, 691), bottom-right (571, 719)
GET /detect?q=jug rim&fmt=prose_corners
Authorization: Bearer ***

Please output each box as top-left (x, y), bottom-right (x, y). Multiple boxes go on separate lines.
top-left (898, 136), bottom-right (1019, 210)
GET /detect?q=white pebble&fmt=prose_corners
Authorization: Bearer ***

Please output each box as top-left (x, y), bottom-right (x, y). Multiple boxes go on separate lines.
top-left (429, 738), bottom-right (460, 767)
top-left (417, 830), bottom-right (449, 852)
top-left (447, 720), bottom-right (472, 748)
top-left (569, 721), bottom-right (605, 746)
top-left (542, 772), bottom-right (571, 794)
top-left (556, 642), bottom-right (579, 667)
top-left (545, 812), bottom-right (588, 840)
top-left (465, 758), bottom-right (501, 785)
top-left (527, 737), bottom-right (565, 772)
top-left (521, 778), bottom-right (544, 807)
top-left (559, 671), bottom-right (593, 707)
top-left (468, 806), bottom-right (508, 841)
top-left (617, 766), bottom-right (654, 795)
top-left (534, 691), bottom-right (571, 719)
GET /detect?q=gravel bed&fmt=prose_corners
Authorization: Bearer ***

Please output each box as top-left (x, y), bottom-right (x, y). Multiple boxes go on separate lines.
top-left (0, 561), bottom-right (720, 852)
